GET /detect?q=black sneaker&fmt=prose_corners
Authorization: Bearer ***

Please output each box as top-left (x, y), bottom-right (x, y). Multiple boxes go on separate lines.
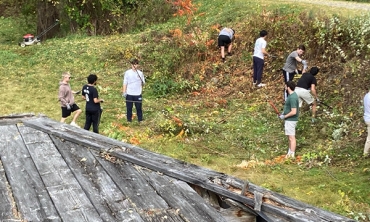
top-left (221, 57), bottom-right (226, 63)
top-left (227, 52), bottom-right (233, 56)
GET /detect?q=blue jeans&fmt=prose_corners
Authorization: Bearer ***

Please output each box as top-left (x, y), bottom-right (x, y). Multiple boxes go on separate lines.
top-left (126, 95), bottom-right (143, 122)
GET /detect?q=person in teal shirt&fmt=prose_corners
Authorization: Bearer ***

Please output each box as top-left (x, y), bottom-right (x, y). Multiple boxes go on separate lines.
top-left (279, 81), bottom-right (299, 158)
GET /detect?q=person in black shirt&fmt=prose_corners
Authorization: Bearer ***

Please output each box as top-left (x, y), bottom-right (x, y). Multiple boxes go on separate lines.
top-left (81, 74), bottom-right (104, 133)
top-left (294, 67), bottom-right (320, 121)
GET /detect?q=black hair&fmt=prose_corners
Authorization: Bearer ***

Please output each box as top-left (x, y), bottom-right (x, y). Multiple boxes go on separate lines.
top-left (310, 66), bottom-right (320, 76)
top-left (231, 29), bottom-right (235, 35)
top-left (130, 58), bottom-right (139, 65)
top-left (87, 74), bottom-right (98, 84)
top-left (286, 81), bottom-right (296, 91)
top-left (298, 44), bottom-right (306, 51)
top-left (260, 30), bottom-right (268, 37)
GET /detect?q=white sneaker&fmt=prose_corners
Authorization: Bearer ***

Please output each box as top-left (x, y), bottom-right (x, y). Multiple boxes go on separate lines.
top-left (70, 122), bottom-right (80, 128)
top-left (285, 150), bottom-right (295, 159)
top-left (257, 83), bottom-right (266, 87)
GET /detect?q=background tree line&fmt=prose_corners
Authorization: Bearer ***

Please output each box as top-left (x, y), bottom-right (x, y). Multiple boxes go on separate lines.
top-left (0, 0), bottom-right (174, 39)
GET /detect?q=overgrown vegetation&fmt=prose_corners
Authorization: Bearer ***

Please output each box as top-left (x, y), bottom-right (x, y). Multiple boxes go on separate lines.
top-left (0, 0), bottom-right (369, 221)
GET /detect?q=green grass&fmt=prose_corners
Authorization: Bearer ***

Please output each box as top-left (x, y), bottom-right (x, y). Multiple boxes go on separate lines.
top-left (0, 0), bottom-right (370, 220)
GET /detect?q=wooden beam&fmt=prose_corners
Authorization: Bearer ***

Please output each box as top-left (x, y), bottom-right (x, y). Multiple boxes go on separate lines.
top-left (23, 117), bottom-right (355, 222)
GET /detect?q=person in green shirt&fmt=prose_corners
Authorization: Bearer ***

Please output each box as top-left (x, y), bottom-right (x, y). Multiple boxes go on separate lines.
top-left (279, 81), bottom-right (299, 158)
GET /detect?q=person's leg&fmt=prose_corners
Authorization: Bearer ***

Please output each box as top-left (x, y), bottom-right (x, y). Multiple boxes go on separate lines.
top-left (60, 107), bottom-right (70, 123)
top-left (126, 95), bottom-right (134, 122)
top-left (253, 57), bottom-right (257, 84)
top-left (91, 110), bottom-right (100, 133)
top-left (220, 46), bottom-right (225, 59)
top-left (288, 135), bottom-right (296, 153)
top-left (285, 121), bottom-right (297, 157)
top-left (134, 95), bottom-right (143, 122)
top-left (72, 109), bottom-right (82, 123)
top-left (364, 122), bottom-right (370, 156)
top-left (227, 43), bottom-right (232, 54)
top-left (98, 109), bottom-right (103, 127)
top-left (299, 89), bottom-right (316, 118)
top-left (84, 111), bottom-right (92, 131)
top-left (282, 70), bottom-right (289, 101)
top-left (255, 57), bottom-right (264, 85)
top-left (311, 100), bottom-right (317, 118)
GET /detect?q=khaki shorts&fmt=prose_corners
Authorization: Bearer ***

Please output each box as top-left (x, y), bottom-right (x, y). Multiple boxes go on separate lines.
top-left (285, 121), bottom-right (297, 136)
top-left (295, 87), bottom-right (314, 107)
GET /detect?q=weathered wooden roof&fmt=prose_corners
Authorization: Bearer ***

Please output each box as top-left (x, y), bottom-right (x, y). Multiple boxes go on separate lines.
top-left (0, 114), bottom-right (355, 222)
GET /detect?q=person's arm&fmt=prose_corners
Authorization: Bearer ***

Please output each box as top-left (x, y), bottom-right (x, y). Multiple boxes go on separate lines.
top-left (58, 88), bottom-right (67, 106)
top-left (310, 84), bottom-right (318, 100)
top-left (295, 56), bottom-right (307, 73)
top-left (284, 107), bottom-right (297, 119)
top-left (295, 56), bottom-right (303, 63)
top-left (262, 47), bottom-right (268, 56)
top-left (122, 72), bottom-right (128, 94)
top-left (93, 98), bottom-right (104, 103)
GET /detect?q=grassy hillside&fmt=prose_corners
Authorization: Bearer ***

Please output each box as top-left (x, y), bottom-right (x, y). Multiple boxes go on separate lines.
top-left (0, 0), bottom-right (369, 220)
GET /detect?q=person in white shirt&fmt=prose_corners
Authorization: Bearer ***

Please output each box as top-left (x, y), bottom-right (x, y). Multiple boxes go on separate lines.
top-left (363, 90), bottom-right (370, 157)
top-left (252, 30), bottom-right (269, 87)
top-left (122, 58), bottom-right (145, 122)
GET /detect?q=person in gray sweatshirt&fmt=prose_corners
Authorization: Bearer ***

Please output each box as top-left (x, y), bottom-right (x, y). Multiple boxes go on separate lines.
top-left (58, 71), bottom-right (82, 127)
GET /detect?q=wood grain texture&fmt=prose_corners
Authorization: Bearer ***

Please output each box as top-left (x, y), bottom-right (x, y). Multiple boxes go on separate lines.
top-left (18, 125), bottom-right (102, 222)
top-left (51, 135), bottom-right (144, 222)
top-left (0, 125), bottom-right (60, 222)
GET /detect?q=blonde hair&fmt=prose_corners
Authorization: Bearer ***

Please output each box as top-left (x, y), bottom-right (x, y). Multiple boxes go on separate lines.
top-left (62, 71), bottom-right (71, 79)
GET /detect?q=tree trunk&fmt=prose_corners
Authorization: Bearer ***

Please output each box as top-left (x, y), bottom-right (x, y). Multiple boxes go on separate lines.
top-left (36, 1), bottom-right (60, 41)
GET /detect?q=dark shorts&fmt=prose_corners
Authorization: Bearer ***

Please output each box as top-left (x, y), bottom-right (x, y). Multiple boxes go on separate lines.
top-left (61, 104), bottom-right (80, 118)
top-left (282, 69), bottom-right (296, 83)
top-left (218, 35), bottom-right (231, 47)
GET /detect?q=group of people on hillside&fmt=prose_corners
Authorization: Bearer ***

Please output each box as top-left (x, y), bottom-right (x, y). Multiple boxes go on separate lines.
top-left (218, 27), bottom-right (321, 158)
top-left (58, 58), bottom-right (145, 134)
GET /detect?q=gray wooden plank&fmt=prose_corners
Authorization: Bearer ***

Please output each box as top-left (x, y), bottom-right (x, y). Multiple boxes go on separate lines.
top-left (254, 191), bottom-right (263, 211)
top-left (96, 158), bottom-right (170, 210)
top-left (23, 117), bottom-right (356, 222)
top-left (50, 135), bottom-right (144, 222)
top-left (0, 160), bottom-right (16, 221)
top-left (0, 114), bottom-right (39, 126)
top-left (138, 209), bottom-right (184, 222)
top-left (0, 125), bottom-right (61, 222)
top-left (142, 170), bottom-right (227, 222)
top-left (17, 125), bottom-right (102, 222)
